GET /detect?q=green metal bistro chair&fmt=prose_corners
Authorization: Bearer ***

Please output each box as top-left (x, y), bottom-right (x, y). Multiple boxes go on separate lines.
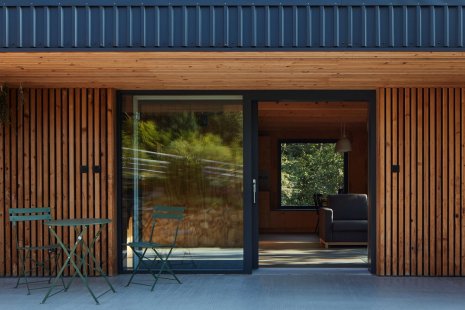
top-left (8, 207), bottom-right (64, 295)
top-left (126, 205), bottom-right (185, 291)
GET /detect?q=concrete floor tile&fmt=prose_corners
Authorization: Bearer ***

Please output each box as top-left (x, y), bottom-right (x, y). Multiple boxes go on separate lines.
top-left (1, 269), bottom-right (465, 310)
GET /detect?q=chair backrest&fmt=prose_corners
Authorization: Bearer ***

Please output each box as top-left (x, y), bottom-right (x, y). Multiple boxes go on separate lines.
top-left (150, 205), bottom-right (185, 245)
top-left (9, 207), bottom-right (52, 224)
top-left (152, 205), bottom-right (185, 221)
top-left (327, 194), bottom-right (368, 220)
top-left (8, 207), bottom-right (52, 248)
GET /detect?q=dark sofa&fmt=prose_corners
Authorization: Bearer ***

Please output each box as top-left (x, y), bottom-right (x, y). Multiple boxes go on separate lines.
top-left (318, 194), bottom-right (368, 247)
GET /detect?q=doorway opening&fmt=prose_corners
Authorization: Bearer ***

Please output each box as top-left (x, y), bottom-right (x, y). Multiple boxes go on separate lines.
top-left (257, 101), bottom-right (369, 267)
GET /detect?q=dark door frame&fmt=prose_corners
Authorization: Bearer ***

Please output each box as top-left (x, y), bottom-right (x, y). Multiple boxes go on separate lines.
top-left (243, 98), bottom-right (258, 272)
top-left (243, 90), bottom-right (377, 274)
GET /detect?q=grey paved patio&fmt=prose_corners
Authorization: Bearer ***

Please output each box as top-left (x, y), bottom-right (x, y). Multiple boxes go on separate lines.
top-left (1, 268), bottom-right (465, 310)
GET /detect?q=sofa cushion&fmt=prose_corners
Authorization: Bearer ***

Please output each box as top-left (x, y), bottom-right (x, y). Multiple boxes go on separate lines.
top-left (332, 231), bottom-right (367, 242)
top-left (328, 194), bottom-right (368, 220)
top-left (332, 220), bottom-right (368, 232)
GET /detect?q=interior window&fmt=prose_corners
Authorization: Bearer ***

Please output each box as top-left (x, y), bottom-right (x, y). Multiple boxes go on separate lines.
top-left (280, 141), bottom-right (347, 208)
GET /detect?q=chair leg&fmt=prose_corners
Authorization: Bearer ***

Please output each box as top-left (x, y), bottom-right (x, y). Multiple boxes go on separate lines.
top-left (15, 247), bottom-right (67, 296)
top-left (150, 272), bottom-right (160, 292)
top-left (163, 260), bottom-right (181, 284)
top-left (126, 247), bottom-right (148, 287)
top-left (51, 249), bottom-right (66, 288)
top-left (151, 253), bottom-right (168, 291)
top-left (15, 276), bottom-right (21, 289)
top-left (127, 246), bottom-right (182, 291)
top-left (157, 260), bottom-right (181, 285)
top-left (17, 250), bottom-right (32, 295)
top-left (153, 248), bottom-right (181, 287)
top-left (23, 277), bottom-right (31, 296)
top-left (14, 251), bottom-right (24, 289)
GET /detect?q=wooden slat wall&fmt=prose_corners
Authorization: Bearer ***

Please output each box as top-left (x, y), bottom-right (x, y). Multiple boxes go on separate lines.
top-left (0, 88), bottom-right (116, 276)
top-left (377, 87), bottom-right (465, 276)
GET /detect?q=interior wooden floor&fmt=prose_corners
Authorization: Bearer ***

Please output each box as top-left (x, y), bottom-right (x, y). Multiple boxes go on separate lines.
top-left (259, 233), bottom-right (368, 268)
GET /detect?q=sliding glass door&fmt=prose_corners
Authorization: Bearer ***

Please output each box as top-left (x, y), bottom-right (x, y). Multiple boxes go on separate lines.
top-left (120, 95), bottom-right (244, 271)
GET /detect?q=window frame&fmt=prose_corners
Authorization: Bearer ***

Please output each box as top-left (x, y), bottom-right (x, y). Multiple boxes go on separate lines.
top-left (277, 139), bottom-right (349, 210)
top-left (118, 94), bottom-right (246, 273)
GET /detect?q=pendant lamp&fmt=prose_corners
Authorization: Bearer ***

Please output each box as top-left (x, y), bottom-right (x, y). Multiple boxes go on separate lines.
top-left (335, 124), bottom-right (351, 153)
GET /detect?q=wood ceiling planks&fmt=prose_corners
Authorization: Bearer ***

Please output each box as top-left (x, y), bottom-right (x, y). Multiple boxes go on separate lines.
top-left (1, 52), bottom-right (465, 89)
top-left (258, 101), bottom-right (368, 130)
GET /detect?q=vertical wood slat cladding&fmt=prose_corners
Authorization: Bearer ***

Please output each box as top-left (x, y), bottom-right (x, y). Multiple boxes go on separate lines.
top-left (376, 89), bottom-right (386, 275)
top-left (0, 88), bottom-right (116, 276)
top-left (377, 88), bottom-right (465, 276)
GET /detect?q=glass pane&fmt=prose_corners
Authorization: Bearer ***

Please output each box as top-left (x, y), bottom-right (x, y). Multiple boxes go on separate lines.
top-left (280, 142), bottom-right (344, 207)
top-left (121, 95), bottom-right (244, 271)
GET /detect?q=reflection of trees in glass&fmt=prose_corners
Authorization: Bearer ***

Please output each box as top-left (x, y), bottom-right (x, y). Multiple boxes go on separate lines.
top-left (205, 113), bottom-right (243, 145)
top-left (281, 143), bottom-right (344, 207)
top-left (121, 108), bottom-right (244, 247)
top-left (122, 112), bottom-right (243, 208)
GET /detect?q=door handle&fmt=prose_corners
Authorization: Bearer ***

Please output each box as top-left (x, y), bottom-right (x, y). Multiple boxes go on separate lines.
top-left (253, 179), bottom-right (257, 204)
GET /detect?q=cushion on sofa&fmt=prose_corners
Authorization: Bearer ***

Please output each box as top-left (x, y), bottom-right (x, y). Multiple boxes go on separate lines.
top-left (332, 220), bottom-right (368, 232)
top-left (328, 194), bottom-right (368, 220)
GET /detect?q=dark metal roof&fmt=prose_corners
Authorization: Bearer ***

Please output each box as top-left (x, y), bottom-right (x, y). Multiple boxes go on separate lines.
top-left (1, 1), bottom-right (464, 50)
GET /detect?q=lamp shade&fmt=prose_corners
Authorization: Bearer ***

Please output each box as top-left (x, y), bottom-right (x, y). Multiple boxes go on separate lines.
top-left (335, 137), bottom-right (352, 153)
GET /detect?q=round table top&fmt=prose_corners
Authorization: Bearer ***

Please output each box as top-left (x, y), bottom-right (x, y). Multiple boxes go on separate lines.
top-left (44, 218), bottom-right (111, 226)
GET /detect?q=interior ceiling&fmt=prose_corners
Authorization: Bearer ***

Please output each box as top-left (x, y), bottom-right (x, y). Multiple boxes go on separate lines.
top-left (1, 52), bottom-right (465, 90)
top-left (258, 101), bottom-right (368, 130)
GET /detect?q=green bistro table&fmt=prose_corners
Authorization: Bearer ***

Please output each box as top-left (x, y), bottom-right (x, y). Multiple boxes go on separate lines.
top-left (41, 218), bottom-right (116, 304)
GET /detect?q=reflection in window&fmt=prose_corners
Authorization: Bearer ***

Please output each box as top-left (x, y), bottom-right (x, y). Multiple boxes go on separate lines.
top-left (121, 96), bottom-right (243, 271)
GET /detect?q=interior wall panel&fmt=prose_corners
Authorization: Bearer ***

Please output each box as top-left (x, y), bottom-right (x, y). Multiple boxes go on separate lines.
top-left (377, 87), bottom-right (465, 276)
top-left (257, 119), bottom-right (368, 234)
top-left (0, 88), bottom-right (116, 276)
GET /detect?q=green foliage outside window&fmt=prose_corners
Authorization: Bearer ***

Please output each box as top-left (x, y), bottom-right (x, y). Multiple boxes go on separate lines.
top-left (281, 142), bottom-right (344, 207)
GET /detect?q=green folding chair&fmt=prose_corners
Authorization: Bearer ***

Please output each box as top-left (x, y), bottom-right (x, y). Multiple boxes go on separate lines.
top-left (8, 207), bottom-right (64, 295)
top-left (126, 205), bottom-right (185, 291)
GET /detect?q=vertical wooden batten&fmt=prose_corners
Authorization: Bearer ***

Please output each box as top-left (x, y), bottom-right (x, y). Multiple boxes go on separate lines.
top-left (398, 88), bottom-right (405, 276)
top-left (103, 87), bottom-right (119, 276)
top-left (106, 89), bottom-right (117, 276)
top-left (0, 88), bottom-right (117, 276)
top-left (0, 91), bottom-right (4, 276)
top-left (377, 88), bottom-right (386, 276)
top-left (377, 87), bottom-right (465, 276)
top-left (461, 88), bottom-right (465, 273)
top-left (385, 88), bottom-right (392, 276)
top-left (391, 88), bottom-right (398, 276)
top-left (11, 89), bottom-right (18, 276)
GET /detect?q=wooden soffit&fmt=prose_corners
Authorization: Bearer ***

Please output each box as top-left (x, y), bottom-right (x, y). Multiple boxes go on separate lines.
top-left (1, 51), bottom-right (465, 90)
top-left (258, 101), bottom-right (368, 129)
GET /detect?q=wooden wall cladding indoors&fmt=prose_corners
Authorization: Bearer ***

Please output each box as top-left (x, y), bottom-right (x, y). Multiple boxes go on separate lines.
top-left (258, 101), bottom-right (369, 233)
top-left (377, 88), bottom-right (465, 276)
top-left (0, 88), bottom-right (116, 276)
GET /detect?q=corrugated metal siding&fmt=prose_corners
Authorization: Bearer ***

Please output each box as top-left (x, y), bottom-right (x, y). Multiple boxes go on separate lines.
top-left (1, 3), bottom-right (464, 49)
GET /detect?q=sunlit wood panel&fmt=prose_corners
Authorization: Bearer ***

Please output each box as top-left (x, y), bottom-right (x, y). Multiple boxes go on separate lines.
top-left (0, 88), bottom-right (117, 276)
top-left (377, 88), bottom-right (465, 276)
top-left (1, 52), bottom-right (465, 90)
